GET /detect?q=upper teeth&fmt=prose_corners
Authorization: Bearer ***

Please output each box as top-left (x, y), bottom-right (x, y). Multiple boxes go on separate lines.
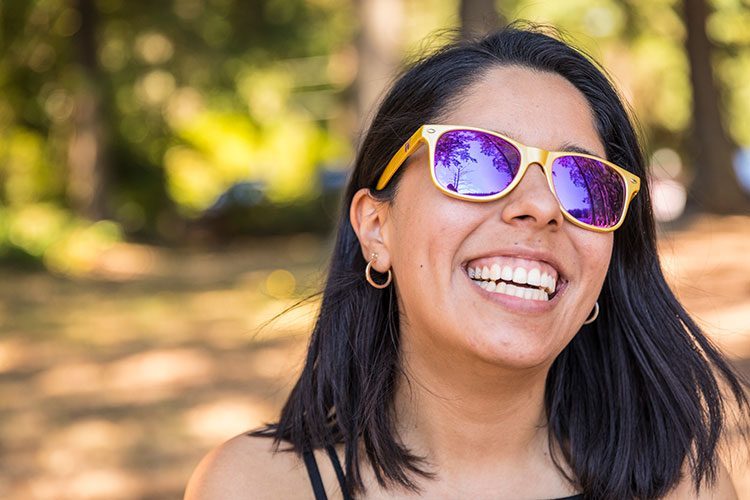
top-left (467, 264), bottom-right (556, 294)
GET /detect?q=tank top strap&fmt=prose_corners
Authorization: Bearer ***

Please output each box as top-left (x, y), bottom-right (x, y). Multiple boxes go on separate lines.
top-left (302, 448), bottom-right (327, 500)
top-left (325, 445), bottom-right (352, 500)
top-left (302, 445), bottom-right (353, 500)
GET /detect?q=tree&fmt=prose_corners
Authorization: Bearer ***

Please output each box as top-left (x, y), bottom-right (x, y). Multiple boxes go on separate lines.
top-left (353, 0), bottom-right (404, 134)
top-left (0, 0), bottom-right (356, 265)
top-left (67, 0), bottom-right (110, 220)
top-left (683, 0), bottom-right (750, 213)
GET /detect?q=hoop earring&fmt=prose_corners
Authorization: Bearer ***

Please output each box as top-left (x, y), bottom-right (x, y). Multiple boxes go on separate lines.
top-left (583, 301), bottom-right (600, 325)
top-left (365, 253), bottom-right (392, 289)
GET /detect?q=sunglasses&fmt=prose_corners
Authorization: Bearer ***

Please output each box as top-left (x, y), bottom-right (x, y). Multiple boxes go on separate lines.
top-left (375, 125), bottom-right (641, 232)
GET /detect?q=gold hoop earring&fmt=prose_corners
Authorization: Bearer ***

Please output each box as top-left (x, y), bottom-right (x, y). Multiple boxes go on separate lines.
top-left (583, 301), bottom-right (600, 325)
top-left (365, 253), bottom-right (392, 289)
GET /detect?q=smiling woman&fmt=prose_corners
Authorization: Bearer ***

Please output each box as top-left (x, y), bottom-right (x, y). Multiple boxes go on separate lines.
top-left (185, 24), bottom-right (748, 500)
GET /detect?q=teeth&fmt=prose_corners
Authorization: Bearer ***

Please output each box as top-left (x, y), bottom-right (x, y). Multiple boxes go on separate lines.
top-left (501, 266), bottom-right (513, 281)
top-left (490, 264), bottom-right (501, 280)
top-left (467, 262), bottom-right (559, 299)
top-left (544, 274), bottom-right (557, 294)
top-left (475, 281), bottom-right (549, 302)
top-left (472, 278), bottom-right (550, 301)
top-left (527, 268), bottom-right (541, 286)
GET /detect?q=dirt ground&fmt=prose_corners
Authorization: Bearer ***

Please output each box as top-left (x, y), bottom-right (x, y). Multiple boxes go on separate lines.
top-left (0, 216), bottom-right (748, 499)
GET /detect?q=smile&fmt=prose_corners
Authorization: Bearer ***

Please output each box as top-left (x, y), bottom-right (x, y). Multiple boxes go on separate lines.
top-left (466, 257), bottom-right (560, 302)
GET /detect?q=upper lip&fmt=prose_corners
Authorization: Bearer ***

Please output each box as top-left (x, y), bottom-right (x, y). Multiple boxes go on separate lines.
top-left (462, 247), bottom-right (568, 282)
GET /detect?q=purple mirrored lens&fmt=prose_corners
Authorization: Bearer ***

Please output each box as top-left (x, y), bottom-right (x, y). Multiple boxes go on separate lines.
top-left (434, 130), bottom-right (521, 196)
top-left (551, 156), bottom-right (626, 228)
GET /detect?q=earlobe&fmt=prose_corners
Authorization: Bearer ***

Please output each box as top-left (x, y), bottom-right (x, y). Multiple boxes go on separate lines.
top-left (349, 188), bottom-right (391, 271)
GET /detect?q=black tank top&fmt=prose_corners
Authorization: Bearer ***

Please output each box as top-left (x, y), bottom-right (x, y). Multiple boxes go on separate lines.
top-left (302, 446), bottom-right (584, 500)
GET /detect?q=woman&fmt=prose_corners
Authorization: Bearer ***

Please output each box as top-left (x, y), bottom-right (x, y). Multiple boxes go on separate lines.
top-left (186, 24), bottom-right (748, 499)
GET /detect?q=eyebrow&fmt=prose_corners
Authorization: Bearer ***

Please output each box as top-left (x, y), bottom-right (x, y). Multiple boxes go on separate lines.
top-left (558, 142), bottom-right (602, 158)
top-left (495, 129), bottom-right (603, 158)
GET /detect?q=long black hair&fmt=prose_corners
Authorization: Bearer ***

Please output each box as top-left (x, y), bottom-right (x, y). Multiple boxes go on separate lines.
top-left (254, 23), bottom-right (750, 498)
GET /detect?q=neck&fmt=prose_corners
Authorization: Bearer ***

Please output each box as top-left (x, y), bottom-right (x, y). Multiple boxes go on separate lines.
top-left (393, 331), bottom-right (554, 476)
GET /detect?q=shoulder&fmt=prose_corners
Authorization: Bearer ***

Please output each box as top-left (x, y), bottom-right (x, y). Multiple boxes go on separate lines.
top-left (184, 433), bottom-right (312, 500)
top-left (663, 460), bottom-right (737, 500)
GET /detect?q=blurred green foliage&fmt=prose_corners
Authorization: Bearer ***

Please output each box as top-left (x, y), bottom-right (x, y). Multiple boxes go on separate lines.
top-left (1, 0), bottom-right (749, 274)
top-left (0, 0), bottom-right (355, 271)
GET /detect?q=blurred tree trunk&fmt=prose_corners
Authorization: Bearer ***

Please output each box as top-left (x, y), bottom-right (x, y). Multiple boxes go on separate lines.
top-left (67, 0), bottom-right (110, 220)
top-left (353, 0), bottom-right (403, 135)
top-left (683, 0), bottom-right (750, 213)
top-left (460, 0), bottom-right (504, 39)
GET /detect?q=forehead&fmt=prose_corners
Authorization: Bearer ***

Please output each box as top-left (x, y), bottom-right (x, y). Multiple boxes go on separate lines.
top-left (441, 65), bottom-right (605, 158)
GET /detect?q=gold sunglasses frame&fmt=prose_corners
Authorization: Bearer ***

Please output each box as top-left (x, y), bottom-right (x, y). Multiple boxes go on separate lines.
top-left (374, 124), bottom-right (641, 232)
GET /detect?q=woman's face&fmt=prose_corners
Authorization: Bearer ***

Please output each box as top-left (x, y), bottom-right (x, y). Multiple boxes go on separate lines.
top-left (382, 65), bottom-right (613, 369)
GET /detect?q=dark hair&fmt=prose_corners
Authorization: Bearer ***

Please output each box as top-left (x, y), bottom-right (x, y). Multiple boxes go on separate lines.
top-left (254, 23), bottom-right (749, 498)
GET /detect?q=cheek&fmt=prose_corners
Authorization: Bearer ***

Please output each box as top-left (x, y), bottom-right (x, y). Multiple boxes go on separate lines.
top-left (387, 194), bottom-right (481, 325)
top-left (577, 232), bottom-right (614, 285)
top-left (392, 196), bottom-right (478, 275)
top-left (386, 155), bottom-right (483, 271)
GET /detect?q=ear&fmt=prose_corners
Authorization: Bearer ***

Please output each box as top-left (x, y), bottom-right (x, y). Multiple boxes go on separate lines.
top-left (350, 188), bottom-right (391, 272)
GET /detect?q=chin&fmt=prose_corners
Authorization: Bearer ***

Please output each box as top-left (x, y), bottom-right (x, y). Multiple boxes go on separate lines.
top-left (466, 329), bottom-right (562, 370)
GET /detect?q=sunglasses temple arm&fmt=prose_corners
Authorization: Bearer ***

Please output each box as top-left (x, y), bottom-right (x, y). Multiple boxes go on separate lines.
top-left (375, 127), bottom-right (426, 190)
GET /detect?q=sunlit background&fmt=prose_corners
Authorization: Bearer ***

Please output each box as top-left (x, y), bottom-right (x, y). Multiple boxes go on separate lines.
top-left (1, 0), bottom-right (750, 498)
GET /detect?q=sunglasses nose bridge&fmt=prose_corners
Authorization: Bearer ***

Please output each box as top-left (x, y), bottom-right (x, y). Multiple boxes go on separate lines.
top-left (524, 147), bottom-right (550, 169)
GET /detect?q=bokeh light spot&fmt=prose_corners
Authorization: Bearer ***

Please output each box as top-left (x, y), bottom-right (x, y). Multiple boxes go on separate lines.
top-left (265, 269), bottom-right (296, 299)
top-left (135, 32), bottom-right (175, 64)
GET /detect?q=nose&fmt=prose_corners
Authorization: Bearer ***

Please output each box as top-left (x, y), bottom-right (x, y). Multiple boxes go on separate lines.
top-left (500, 164), bottom-right (564, 230)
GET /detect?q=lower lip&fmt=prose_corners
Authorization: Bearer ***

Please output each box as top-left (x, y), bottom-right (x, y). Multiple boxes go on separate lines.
top-left (465, 274), bottom-right (565, 313)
